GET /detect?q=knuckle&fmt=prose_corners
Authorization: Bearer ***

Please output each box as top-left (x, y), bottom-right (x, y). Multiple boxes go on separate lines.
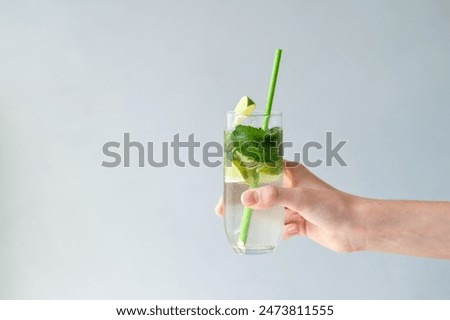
top-left (260, 185), bottom-right (279, 205)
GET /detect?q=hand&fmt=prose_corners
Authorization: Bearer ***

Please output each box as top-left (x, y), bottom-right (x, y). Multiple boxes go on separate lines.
top-left (216, 161), bottom-right (366, 253)
top-left (216, 161), bottom-right (450, 259)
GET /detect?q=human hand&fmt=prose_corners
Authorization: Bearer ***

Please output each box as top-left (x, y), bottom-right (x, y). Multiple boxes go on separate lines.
top-left (216, 161), bottom-right (366, 253)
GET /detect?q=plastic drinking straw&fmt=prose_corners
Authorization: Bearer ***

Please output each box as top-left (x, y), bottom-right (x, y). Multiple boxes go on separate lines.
top-left (262, 49), bottom-right (282, 131)
top-left (238, 49), bottom-right (283, 249)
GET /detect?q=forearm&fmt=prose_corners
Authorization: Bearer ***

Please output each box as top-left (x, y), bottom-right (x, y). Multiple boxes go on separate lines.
top-left (355, 197), bottom-right (450, 259)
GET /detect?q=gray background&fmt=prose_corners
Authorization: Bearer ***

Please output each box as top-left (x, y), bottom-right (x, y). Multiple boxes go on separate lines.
top-left (1, 0), bottom-right (450, 299)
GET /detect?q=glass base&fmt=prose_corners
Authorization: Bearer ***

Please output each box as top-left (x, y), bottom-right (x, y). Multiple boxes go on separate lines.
top-left (232, 246), bottom-right (276, 255)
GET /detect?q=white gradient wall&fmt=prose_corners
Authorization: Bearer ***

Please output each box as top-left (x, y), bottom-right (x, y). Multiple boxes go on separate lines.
top-left (1, 0), bottom-right (449, 299)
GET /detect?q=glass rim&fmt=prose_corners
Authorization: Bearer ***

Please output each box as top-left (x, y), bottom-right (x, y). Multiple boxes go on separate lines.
top-left (224, 111), bottom-right (282, 116)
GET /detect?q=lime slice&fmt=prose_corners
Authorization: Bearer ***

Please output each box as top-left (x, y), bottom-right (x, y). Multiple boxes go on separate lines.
top-left (234, 96), bottom-right (256, 114)
top-left (224, 163), bottom-right (243, 183)
top-left (258, 172), bottom-right (281, 184)
top-left (256, 162), bottom-right (282, 184)
top-left (233, 96), bottom-right (256, 126)
top-left (224, 156), bottom-right (260, 184)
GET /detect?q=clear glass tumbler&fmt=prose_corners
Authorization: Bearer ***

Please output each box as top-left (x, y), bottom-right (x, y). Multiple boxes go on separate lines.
top-left (223, 111), bottom-right (284, 255)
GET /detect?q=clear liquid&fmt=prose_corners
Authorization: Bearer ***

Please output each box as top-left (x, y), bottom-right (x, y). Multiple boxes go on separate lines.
top-left (224, 180), bottom-right (284, 255)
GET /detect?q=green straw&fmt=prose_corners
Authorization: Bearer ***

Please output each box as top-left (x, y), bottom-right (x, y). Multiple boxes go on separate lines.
top-left (238, 49), bottom-right (283, 249)
top-left (262, 49), bottom-right (282, 131)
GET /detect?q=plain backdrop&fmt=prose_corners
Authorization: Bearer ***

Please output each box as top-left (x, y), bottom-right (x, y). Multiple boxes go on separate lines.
top-left (1, 0), bottom-right (450, 299)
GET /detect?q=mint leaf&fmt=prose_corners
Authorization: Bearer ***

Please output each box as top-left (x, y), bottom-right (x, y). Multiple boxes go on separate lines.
top-left (262, 126), bottom-right (283, 163)
top-left (225, 125), bottom-right (283, 185)
top-left (230, 125), bottom-right (282, 163)
top-left (231, 125), bottom-right (266, 143)
top-left (257, 161), bottom-right (282, 176)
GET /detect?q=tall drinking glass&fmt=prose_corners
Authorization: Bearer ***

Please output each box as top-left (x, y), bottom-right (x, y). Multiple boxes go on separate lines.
top-left (223, 111), bottom-right (284, 255)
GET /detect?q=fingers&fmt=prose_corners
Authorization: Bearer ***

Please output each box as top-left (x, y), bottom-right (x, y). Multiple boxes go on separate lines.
top-left (282, 224), bottom-right (300, 240)
top-left (215, 196), bottom-right (224, 216)
top-left (241, 185), bottom-right (304, 211)
top-left (282, 208), bottom-right (307, 239)
top-left (284, 208), bottom-right (303, 225)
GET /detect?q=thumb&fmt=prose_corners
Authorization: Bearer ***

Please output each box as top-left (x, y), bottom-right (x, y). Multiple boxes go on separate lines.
top-left (241, 185), bottom-right (301, 211)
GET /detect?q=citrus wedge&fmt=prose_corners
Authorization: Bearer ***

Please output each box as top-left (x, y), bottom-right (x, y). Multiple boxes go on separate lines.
top-left (233, 96), bottom-right (256, 126)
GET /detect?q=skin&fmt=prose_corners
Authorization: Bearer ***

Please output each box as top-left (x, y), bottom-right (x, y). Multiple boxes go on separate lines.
top-left (216, 161), bottom-right (450, 259)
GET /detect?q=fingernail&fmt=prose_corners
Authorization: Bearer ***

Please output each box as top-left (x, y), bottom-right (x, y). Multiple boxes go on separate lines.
top-left (242, 190), bottom-right (259, 206)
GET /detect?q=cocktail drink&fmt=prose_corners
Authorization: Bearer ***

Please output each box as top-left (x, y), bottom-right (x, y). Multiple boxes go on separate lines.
top-left (222, 49), bottom-right (283, 255)
top-left (223, 111), bottom-right (284, 254)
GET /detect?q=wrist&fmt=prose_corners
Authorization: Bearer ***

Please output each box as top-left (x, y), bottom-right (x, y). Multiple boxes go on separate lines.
top-left (345, 194), bottom-right (372, 252)
top-left (348, 196), bottom-right (395, 254)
